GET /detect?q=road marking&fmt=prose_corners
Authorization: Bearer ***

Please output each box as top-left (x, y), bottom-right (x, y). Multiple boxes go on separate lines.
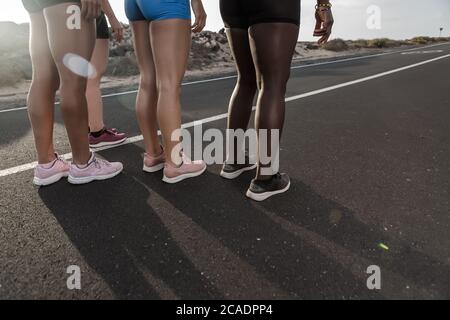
top-left (286, 54), bottom-right (450, 101)
top-left (1, 53), bottom-right (448, 178)
top-left (401, 50), bottom-right (444, 55)
top-left (0, 42), bottom-right (448, 114)
top-left (291, 42), bottom-right (448, 69)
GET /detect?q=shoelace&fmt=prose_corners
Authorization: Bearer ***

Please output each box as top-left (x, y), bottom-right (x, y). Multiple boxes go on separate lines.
top-left (106, 128), bottom-right (123, 136)
top-left (54, 155), bottom-right (67, 166)
top-left (92, 157), bottom-right (112, 169)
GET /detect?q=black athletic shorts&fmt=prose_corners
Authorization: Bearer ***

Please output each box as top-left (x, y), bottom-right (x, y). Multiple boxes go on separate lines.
top-left (22, 0), bottom-right (81, 13)
top-left (220, 0), bottom-right (301, 29)
top-left (96, 12), bottom-right (110, 39)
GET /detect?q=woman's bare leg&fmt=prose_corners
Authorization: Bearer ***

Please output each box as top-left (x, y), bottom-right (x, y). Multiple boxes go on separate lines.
top-left (86, 38), bottom-right (109, 132)
top-left (44, 3), bottom-right (95, 165)
top-left (249, 23), bottom-right (299, 180)
top-left (131, 21), bottom-right (161, 157)
top-left (150, 19), bottom-right (191, 166)
top-left (27, 12), bottom-right (60, 164)
top-left (225, 28), bottom-right (258, 162)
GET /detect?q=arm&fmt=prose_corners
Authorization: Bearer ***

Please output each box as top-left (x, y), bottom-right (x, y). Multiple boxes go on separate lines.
top-left (101, 0), bottom-right (124, 42)
top-left (314, 0), bottom-right (334, 44)
top-left (191, 0), bottom-right (207, 33)
top-left (81, 0), bottom-right (102, 19)
top-left (101, 0), bottom-right (116, 22)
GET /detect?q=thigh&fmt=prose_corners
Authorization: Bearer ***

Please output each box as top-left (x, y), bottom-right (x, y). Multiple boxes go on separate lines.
top-left (43, 2), bottom-right (96, 81)
top-left (90, 39), bottom-right (109, 77)
top-left (249, 23), bottom-right (299, 79)
top-left (130, 21), bottom-right (156, 79)
top-left (28, 11), bottom-right (59, 82)
top-left (150, 19), bottom-right (191, 84)
top-left (226, 28), bottom-right (256, 80)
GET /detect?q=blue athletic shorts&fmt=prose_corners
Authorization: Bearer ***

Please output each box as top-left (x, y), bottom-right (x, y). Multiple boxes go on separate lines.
top-left (125, 0), bottom-right (191, 22)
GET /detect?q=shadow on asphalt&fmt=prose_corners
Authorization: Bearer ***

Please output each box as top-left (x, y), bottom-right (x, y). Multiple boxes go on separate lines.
top-left (0, 110), bottom-right (32, 147)
top-left (38, 143), bottom-right (449, 300)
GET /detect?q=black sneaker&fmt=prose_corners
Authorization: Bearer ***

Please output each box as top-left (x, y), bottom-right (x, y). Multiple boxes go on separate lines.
top-left (246, 173), bottom-right (290, 201)
top-left (220, 156), bottom-right (257, 180)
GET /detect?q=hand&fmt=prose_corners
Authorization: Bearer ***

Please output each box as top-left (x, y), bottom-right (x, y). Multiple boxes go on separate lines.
top-left (314, 7), bottom-right (334, 44)
top-left (110, 18), bottom-right (124, 43)
top-left (191, 0), bottom-right (207, 33)
top-left (81, 0), bottom-right (102, 20)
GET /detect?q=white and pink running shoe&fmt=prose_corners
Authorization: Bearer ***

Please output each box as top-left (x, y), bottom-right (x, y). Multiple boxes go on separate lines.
top-left (68, 153), bottom-right (123, 185)
top-left (33, 154), bottom-right (70, 186)
top-left (162, 153), bottom-right (206, 184)
top-left (143, 147), bottom-right (166, 173)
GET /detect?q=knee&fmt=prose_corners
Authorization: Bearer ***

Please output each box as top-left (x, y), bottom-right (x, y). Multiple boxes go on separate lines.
top-left (237, 73), bottom-right (258, 93)
top-left (262, 72), bottom-right (289, 94)
top-left (157, 79), bottom-right (181, 96)
top-left (30, 74), bottom-right (60, 94)
top-left (86, 74), bottom-right (102, 91)
top-left (140, 75), bottom-right (157, 92)
top-left (59, 78), bottom-right (87, 108)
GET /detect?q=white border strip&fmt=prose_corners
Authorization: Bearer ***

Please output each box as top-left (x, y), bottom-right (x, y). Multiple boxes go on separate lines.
top-left (1, 53), bottom-right (448, 178)
top-left (0, 42), bottom-right (448, 114)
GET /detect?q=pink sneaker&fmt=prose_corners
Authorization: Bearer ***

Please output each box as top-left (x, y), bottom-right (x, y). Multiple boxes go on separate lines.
top-left (162, 153), bottom-right (207, 184)
top-left (68, 153), bottom-right (123, 185)
top-left (33, 154), bottom-right (70, 186)
top-left (89, 128), bottom-right (127, 148)
top-left (143, 147), bottom-right (165, 173)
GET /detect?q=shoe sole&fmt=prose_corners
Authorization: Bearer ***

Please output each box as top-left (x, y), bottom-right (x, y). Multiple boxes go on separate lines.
top-left (89, 137), bottom-right (127, 149)
top-left (220, 164), bottom-right (257, 180)
top-left (33, 172), bottom-right (69, 187)
top-left (246, 180), bottom-right (291, 202)
top-left (162, 165), bottom-right (207, 184)
top-left (67, 167), bottom-right (123, 185)
top-left (143, 162), bottom-right (165, 173)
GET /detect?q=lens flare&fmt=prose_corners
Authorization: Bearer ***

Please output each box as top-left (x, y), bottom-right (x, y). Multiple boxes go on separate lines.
top-left (62, 53), bottom-right (97, 79)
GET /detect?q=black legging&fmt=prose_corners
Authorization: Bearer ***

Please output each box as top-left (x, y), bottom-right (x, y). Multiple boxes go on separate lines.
top-left (226, 23), bottom-right (299, 180)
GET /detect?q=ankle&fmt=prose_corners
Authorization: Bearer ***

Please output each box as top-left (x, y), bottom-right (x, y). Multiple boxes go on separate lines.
top-left (38, 153), bottom-right (57, 166)
top-left (89, 127), bottom-right (106, 137)
top-left (146, 145), bottom-right (163, 158)
top-left (73, 153), bottom-right (92, 167)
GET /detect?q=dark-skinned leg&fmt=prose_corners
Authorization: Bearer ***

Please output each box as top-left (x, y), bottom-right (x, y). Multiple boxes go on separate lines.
top-left (225, 28), bottom-right (258, 161)
top-left (249, 23), bottom-right (299, 180)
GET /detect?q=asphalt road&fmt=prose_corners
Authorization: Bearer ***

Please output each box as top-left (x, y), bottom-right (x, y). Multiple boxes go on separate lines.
top-left (0, 43), bottom-right (449, 299)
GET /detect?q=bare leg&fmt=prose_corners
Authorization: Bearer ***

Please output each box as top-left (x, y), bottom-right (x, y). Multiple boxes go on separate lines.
top-left (131, 21), bottom-right (161, 156)
top-left (225, 28), bottom-right (258, 162)
top-left (249, 23), bottom-right (299, 180)
top-left (86, 38), bottom-right (109, 132)
top-left (27, 12), bottom-right (60, 164)
top-left (150, 19), bottom-right (191, 166)
top-left (44, 3), bottom-right (95, 165)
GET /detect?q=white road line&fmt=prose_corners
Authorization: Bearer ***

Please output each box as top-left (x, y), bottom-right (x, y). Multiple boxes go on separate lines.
top-left (0, 42), bottom-right (448, 114)
top-left (1, 53), bottom-right (448, 178)
top-left (290, 42), bottom-right (449, 69)
top-left (286, 54), bottom-right (450, 101)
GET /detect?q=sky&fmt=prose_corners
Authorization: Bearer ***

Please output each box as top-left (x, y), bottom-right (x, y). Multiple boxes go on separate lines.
top-left (1, 0), bottom-right (449, 41)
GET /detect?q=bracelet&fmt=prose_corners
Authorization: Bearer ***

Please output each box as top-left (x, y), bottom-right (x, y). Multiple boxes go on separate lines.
top-left (316, 3), bottom-right (332, 9)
